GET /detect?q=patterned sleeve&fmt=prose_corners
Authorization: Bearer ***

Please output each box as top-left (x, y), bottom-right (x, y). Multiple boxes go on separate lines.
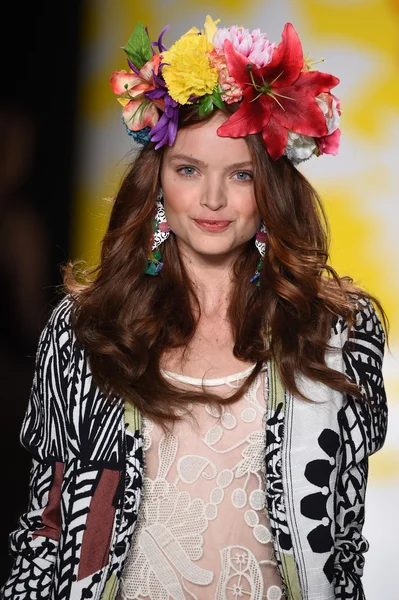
top-left (334, 297), bottom-right (388, 600)
top-left (1, 296), bottom-right (72, 599)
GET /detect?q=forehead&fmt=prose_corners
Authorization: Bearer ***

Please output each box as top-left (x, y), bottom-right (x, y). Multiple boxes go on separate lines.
top-left (164, 113), bottom-right (252, 165)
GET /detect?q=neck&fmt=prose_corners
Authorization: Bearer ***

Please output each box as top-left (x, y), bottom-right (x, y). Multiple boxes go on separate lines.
top-left (178, 245), bottom-right (236, 319)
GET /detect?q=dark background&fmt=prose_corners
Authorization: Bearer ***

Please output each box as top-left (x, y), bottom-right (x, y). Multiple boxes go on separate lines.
top-left (0, 2), bottom-right (84, 586)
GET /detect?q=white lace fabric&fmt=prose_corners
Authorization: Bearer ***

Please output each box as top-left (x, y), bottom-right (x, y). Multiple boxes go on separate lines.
top-left (119, 366), bottom-right (284, 600)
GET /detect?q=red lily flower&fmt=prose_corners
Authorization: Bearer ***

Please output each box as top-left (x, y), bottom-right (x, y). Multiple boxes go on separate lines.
top-left (217, 23), bottom-right (340, 160)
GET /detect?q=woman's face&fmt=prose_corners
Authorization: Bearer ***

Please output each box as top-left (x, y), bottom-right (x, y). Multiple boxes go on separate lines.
top-left (160, 112), bottom-right (261, 264)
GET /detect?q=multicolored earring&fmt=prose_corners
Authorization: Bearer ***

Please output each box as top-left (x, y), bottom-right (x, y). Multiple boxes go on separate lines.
top-left (145, 189), bottom-right (171, 275)
top-left (250, 221), bottom-right (266, 286)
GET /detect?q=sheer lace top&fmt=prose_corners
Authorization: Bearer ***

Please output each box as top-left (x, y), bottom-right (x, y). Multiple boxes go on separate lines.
top-left (119, 365), bottom-right (284, 600)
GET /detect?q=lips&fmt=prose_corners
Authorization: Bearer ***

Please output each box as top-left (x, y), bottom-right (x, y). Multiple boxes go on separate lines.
top-left (194, 219), bottom-right (232, 232)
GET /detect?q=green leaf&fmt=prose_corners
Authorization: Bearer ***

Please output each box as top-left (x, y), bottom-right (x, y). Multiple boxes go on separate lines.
top-left (211, 89), bottom-right (224, 110)
top-left (123, 22), bottom-right (153, 70)
top-left (198, 95), bottom-right (214, 117)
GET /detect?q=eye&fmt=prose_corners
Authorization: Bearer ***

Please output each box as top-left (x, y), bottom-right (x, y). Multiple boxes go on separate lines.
top-left (178, 166), bottom-right (197, 177)
top-left (234, 171), bottom-right (253, 182)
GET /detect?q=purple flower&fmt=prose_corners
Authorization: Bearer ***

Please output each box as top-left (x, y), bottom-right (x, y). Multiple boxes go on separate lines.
top-left (151, 25), bottom-right (170, 53)
top-left (145, 71), bottom-right (179, 149)
top-left (149, 94), bottom-right (179, 149)
top-left (127, 59), bottom-right (141, 75)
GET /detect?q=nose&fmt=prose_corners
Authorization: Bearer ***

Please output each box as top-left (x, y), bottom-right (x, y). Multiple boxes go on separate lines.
top-left (200, 180), bottom-right (227, 211)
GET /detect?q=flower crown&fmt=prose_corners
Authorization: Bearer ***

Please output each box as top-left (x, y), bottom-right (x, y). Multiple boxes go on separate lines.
top-left (110, 16), bottom-right (341, 164)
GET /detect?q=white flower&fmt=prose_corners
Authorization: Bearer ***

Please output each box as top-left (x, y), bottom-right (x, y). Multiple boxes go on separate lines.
top-left (284, 131), bottom-right (317, 164)
top-left (284, 93), bottom-right (341, 164)
top-left (315, 94), bottom-right (340, 134)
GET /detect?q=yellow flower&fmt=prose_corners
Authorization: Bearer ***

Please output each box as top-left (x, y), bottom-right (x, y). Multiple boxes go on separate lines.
top-left (203, 15), bottom-right (220, 43)
top-left (179, 16), bottom-right (220, 43)
top-left (162, 31), bottom-right (218, 104)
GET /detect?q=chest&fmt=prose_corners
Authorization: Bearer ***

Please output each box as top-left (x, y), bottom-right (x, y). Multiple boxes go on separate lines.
top-left (160, 318), bottom-right (255, 379)
top-left (119, 362), bottom-right (342, 600)
top-left (119, 369), bottom-right (286, 599)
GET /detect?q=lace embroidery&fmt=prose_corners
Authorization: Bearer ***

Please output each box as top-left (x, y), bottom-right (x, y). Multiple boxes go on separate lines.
top-left (120, 368), bottom-right (284, 600)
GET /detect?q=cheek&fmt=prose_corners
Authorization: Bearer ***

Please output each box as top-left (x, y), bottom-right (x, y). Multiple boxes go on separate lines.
top-left (248, 190), bottom-right (261, 222)
top-left (162, 175), bottom-right (199, 218)
top-left (245, 214), bottom-right (262, 237)
top-left (162, 176), bottom-right (182, 213)
top-left (236, 192), bottom-right (260, 226)
top-left (162, 187), bottom-right (191, 227)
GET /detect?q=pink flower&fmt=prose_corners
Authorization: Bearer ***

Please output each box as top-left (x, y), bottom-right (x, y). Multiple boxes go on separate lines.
top-left (208, 50), bottom-right (243, 104)
top-left (315, 93), bottom-right (341, 156)
top-left (212, 26), bottom-right (276, 68)
top-left (317, 128), bottom-right (341, 156)
top-left (315, 93), bottom-right (341, 134)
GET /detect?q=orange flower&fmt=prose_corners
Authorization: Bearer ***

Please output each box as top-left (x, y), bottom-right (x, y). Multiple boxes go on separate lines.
top-left (110, 54), bottom-right (165, 131)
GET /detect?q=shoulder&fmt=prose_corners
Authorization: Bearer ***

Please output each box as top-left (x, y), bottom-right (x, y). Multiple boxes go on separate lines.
top-left (336, 295), bottom-right (387, 458)
top-left (35, 293), bottom-right (78, 365)
top-left (42, 292), bottom-right (80, 345)
top-left (333, 295), bottom-right (385, 362)
top-left (46, 292), bottom-right (76, 330)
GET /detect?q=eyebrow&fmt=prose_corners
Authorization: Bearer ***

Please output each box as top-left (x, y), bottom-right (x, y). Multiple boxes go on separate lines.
top-left (168, 153), bottom-right (253, 171)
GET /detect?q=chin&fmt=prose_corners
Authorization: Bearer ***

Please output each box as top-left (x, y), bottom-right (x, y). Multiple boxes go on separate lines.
top-left (190, 241), bottom-right (238, 259)
top-left (177, 233), bottom-right (247, 259)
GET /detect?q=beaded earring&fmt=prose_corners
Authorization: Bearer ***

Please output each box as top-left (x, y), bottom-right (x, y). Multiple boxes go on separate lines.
top-left (250, 221), bottom-right (266, 286)
top-left (144, 189), bottom-right (171, 276)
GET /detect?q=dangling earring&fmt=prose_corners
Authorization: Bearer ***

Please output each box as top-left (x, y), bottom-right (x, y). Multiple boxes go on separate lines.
top-left (250, 221), bottom-right (266, 286)
top-left (144, 189), bottom-right (171, 276)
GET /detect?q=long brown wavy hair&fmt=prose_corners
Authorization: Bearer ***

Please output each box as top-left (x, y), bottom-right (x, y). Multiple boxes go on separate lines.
top-left (63, 105), bottom-right (388, 428)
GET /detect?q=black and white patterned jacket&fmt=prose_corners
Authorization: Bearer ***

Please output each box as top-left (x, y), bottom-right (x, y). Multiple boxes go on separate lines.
top-left (1, 294), bottom-right (387, 600)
